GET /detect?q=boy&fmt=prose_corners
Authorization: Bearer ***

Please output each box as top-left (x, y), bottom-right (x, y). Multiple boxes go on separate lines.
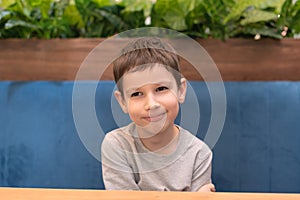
top-left (101, 37), bottom-right (215, 192)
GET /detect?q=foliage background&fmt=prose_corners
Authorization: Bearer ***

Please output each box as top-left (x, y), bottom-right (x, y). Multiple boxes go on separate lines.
top-left (0, 0), bottom-right (299, 39)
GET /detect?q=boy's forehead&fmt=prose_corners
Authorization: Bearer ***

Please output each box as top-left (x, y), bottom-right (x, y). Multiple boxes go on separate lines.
top-left (122, 66), bottom-right (177, 91)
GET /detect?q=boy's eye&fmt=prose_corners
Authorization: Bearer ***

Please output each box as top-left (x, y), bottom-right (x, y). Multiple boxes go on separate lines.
top-left (156, 86), bottom-right (169, 92)
top-left (131, 92), bottom-right (143, 97)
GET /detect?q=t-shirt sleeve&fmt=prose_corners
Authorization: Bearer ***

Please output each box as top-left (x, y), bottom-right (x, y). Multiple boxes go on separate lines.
top-left (190, 144), bottom-right (213, 192)
top-left (101, 133), bottom-right (140, 190)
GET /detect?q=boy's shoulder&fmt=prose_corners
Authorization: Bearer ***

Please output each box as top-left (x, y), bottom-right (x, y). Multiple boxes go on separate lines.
top-left (106, 122), bottom-right (136, 136)
top-left (103, 123), bottom-right (137, 145)
top-left (178, 126), bottom-right (206, 144)
top-left (178, 126), bottom-right (211, 155)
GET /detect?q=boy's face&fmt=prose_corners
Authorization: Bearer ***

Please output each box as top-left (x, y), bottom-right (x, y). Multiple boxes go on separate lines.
top-left (114, 64), bottom-right (186, 137)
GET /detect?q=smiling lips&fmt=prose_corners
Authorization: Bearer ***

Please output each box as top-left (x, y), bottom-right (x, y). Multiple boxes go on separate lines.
top-left (143, 112), bottom-right (166, 122)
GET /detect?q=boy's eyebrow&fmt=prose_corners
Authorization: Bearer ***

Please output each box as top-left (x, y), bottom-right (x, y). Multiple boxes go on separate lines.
top-left (125, 80), bottom-right (174, 94)
top-left (125, 88), bottom-right (137, 95)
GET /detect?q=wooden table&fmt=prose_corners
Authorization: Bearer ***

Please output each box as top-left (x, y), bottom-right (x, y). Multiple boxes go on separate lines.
top-left (1, 187), bottom-right (300, 200)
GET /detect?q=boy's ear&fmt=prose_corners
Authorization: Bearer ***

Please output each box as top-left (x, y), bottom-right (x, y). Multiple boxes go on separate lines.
top-left (114, 90), bottom-right (128, 113)
top-left (178, 78), bottom-right (187, 103)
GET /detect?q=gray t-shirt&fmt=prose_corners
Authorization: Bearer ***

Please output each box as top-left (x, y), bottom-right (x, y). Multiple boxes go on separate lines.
top-left (101, 123), bottom-right (212, 191)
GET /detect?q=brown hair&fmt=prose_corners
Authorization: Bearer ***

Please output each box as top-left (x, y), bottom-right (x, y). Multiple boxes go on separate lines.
top-left (113, 37), bottom-right (182, 94)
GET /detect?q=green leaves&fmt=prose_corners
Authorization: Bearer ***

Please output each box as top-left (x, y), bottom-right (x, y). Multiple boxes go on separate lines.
top-left (153, 0), bottom-right (185, 30)
top-left (121, 0), bottom-right (153, 17)
top-left (0, 0), bottom-right (299, 39)
top-left (278, 0), bottom-right (300, 36)
top-left (0, 0), bottom-right (75, 38)
top-left (153, 0), bottom-right (203, 31)
top-left (241, 9), bottom-right (278, 25)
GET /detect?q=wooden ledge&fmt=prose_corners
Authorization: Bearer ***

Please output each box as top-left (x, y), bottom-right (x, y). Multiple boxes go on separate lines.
top-left (1, 38), bottom-right (300, 81)
top-left (1, 187), bottom-right (300, 200)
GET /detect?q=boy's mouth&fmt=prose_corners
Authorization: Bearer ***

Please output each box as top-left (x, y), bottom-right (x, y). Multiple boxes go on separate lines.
top-left (143, 112), bottom-right (166, 122)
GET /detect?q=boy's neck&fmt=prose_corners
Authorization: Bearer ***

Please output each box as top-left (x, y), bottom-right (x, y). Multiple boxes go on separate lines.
top-left (137, 125), bottom-right (179, 154)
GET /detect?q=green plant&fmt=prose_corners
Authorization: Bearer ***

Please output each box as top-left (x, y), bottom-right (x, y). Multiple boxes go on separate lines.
top-left (277, 0), bottom-right (300, 37)
top-left (0, 0), bottom-right (299, 39)
top-left (152, 0), bottom-right (299, 40)
top-left (73, 0), bottom-right (146, 37)
top-left (0, 0), bottom-right (76, 38)
top-left (0, 0), bottom-right (146, 38)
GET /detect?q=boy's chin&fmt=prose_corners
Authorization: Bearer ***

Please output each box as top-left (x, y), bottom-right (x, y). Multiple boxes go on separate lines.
top-left (136, 121), bottom-right (166, 139)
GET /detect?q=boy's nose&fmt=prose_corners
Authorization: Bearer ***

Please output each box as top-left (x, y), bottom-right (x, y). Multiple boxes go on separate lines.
top-left (144, 94), bottom-right (159, 110)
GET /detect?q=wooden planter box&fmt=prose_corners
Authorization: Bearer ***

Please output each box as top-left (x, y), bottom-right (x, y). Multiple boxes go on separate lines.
top-left (1, 38), bottom-right (300, 81)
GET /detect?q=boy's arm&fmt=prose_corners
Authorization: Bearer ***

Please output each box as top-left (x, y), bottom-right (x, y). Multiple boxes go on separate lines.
top-left (191, 148), bottom-right (214, 192)
top-left (102, 164), bottom-right (140, 190)
top-left (101, 134), bottom-right (140, 190)
top-left (198, 183), bottom-right (216, 192)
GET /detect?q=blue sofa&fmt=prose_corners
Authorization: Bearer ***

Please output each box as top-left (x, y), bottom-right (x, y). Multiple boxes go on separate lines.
top-left (0, 81), bottom-right (300, 193)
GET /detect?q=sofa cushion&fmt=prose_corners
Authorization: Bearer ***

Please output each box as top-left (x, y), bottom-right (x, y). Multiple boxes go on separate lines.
top-left (0, 81), bottom-right (299, 192)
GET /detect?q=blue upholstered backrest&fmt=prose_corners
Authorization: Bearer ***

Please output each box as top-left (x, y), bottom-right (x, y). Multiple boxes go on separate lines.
top-left (0, 81), bottom-right (299, 193)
